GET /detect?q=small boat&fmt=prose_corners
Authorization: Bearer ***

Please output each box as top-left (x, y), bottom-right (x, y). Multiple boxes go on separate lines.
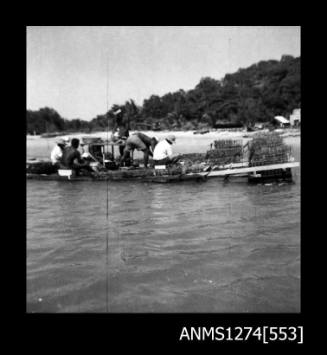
top-left (27, 135), bottom-right (299, 184)
top-left (26, 159), bottom-right (299, 184)
top-left (193, 129), bottom-right (210, 135)
top-left (41, 132), bottom-right (62, 138)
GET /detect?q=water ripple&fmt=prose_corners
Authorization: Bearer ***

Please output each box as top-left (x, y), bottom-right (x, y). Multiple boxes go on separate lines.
top-left (27, 140), bottom-right (300, 312)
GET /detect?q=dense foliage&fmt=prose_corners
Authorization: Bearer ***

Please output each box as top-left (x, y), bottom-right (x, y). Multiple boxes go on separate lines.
top-left (27, 55), bottom-right (300, 134)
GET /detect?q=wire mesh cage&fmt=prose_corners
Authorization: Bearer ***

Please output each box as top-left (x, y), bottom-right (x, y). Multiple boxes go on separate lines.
top-left (249, 132), bottom-right (291, 166)
top-left (206, 139), bottom-right (244, 165)
top-left (154, 165), bottom-right (184, 176)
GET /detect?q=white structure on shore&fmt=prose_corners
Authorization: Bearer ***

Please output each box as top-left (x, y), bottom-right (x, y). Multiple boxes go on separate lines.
top-left (274, 115), bottom-right (290, 127)
top-left (289, 108), bottom-right (301, 127)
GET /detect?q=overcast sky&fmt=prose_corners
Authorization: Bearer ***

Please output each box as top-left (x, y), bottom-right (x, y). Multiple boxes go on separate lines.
top-left (27, 26), bottom-right (300, 121)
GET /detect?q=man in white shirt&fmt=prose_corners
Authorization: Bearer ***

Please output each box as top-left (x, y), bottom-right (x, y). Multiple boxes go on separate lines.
top-left (50, 138), bottom-right (66, 166)
top-left (153, 134), bottom-right (179, 165)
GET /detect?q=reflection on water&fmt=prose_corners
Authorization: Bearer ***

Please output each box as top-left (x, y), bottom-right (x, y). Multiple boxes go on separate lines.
top-left (27, 135), bottom-right (300, 313)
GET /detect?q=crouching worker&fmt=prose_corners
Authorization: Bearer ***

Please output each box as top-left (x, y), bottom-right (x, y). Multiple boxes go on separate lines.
top-left (120, 132), bottom-right (158, 168)
top-left (50, 138), bottom-right (66, 169)
top-left (153, 134), bottom-right (179, 166)
top-left (61, 138), bottom-right (94, 176)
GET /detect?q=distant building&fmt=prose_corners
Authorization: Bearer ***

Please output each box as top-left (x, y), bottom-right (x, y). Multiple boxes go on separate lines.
top-left (289, 108), bottom-right (301, 127)
top-left (274, 116), bottom-right (290, 128)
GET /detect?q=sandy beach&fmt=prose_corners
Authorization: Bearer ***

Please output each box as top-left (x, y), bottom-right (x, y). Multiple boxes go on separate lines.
top-left (27, 128), bottom-right (300, 160)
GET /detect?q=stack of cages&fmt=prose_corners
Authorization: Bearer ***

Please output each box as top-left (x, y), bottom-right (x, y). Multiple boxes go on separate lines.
top-left (153, 163), bottom-right (205, 176)
top-left (152, 153), bottom-right (207, 175)
top-left (178, 153), bottom-right (207, 174)
top-left (205, 139), bottom-right (244, 167)
top-left (154, 165), bottom-right (185, 176)
top-left (249, 132), bottom-right (291, 167)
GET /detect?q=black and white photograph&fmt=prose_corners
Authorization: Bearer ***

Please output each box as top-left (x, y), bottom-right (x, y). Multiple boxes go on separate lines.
top-left (26, 26), bottom-right (301, 314)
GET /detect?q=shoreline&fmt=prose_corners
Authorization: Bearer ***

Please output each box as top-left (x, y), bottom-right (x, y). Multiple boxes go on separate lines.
top-left (27, 129), bottom-right (300, 160)
top-left (27, 128), bottom-right (301, 140)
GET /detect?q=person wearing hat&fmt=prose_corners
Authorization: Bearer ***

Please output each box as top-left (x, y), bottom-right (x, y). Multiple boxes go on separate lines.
top-left (120, 132), bottom-right (159, 168)
top-left (111, 126), bottom-right (130, 158)
top-left (153, 134), bottom-right (179, 165)
top-left (111, 108), bottom-right (130, 156)
top-left (50, 138), bottom-right (66, 167)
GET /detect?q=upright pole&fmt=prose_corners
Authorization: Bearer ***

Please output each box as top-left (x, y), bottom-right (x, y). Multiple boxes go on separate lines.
top-left (105, 54), bottom-right (109, 313)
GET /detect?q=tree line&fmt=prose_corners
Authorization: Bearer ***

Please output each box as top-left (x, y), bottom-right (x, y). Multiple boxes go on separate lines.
top-left (27, 55), bottom-right (300, 134)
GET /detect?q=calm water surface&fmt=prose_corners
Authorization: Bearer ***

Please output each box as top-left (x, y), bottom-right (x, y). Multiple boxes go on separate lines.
top-left (27, 133), bottom-right (300, 312)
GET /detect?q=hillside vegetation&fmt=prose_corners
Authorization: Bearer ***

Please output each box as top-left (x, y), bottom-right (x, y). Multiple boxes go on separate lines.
top-left (27, 55), bottom-right (300, 134)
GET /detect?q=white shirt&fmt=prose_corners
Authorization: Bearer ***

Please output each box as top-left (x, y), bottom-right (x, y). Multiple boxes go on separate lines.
top-left (50, 145), bottom-right (63, 164)
top-left (153, 139), bottom-right (173, 160)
